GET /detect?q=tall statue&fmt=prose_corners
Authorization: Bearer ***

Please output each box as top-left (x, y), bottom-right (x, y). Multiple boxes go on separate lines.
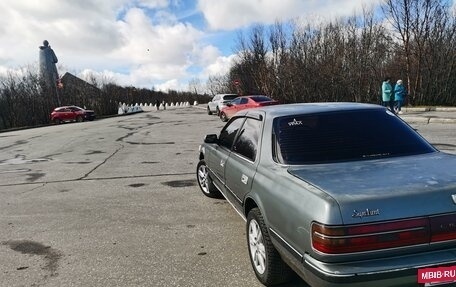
top-left (39, 40), bottom-right (59, 86)
top-left (39, 40), bottom-right (60, 104)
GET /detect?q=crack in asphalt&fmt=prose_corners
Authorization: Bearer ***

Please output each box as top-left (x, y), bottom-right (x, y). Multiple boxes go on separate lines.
top-left (0, 172), bottom-right (196, 187)
top-left (79, 144), bottom-right (124, 180)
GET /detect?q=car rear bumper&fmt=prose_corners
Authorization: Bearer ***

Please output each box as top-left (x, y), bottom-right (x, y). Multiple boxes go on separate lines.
top-left (84, 114), bottom-right (96, 120)
top-left (293, 248), bottom-right (456, 286)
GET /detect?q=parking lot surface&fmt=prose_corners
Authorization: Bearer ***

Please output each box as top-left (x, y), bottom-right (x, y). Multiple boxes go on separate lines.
top-left (0, 106), bottom-right (454, 287)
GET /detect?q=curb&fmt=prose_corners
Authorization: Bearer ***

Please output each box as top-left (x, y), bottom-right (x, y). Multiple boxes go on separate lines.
top-left (429, 117), bottom-right (456, 124)
top-left (404, 106), bottom-right (456, 112)
top-left (400, 116), bottom-right (456, 124)
top-left (400, 116), bottom-right (430, 124)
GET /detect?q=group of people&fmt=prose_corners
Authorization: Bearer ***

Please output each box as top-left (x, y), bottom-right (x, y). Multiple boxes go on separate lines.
top-left (381, 77), bottom-right (407, 114)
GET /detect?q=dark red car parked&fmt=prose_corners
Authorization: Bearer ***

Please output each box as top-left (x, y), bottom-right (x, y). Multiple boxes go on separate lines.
top-left (50, 106), bottom-right (96, 124)
top-left (219, 95), bottom-right (279, 121)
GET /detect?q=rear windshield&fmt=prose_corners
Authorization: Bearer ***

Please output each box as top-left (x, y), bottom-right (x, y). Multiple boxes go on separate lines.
top-left (273, 109), bottom-right (436, 164)
top-left (222, 95), bottom-right (237, 101)
top-left (251, 96), bottom-right (272, 102)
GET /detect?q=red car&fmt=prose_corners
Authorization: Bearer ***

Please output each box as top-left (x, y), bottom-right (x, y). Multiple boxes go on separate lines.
top-left (50, 106), bottom-right (96, 124)
top-left (219, 95), bottom-right (279, 121)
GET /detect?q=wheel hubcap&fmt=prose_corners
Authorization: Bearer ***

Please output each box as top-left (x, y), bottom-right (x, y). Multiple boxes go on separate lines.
top-left (197, 165), bottom-right (209, 194)
top-left (249, 219), bottom-right (266, 274)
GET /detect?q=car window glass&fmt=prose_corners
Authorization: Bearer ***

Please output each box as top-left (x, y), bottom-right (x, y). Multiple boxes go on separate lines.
top-left (273, 110), bottom-right (436, 164)
top-left (240, 98), bottom-right (248, 104)
top-left (232, 117), bottom-right (262, 161)
top-left (219, 117), bottom-right (244, 149)
top-left (231, 98), bottom-right (241, 105)
top-left (251, 96), bottom-right (272, 102)
top-left (223, 95), bottom-right (237, 101)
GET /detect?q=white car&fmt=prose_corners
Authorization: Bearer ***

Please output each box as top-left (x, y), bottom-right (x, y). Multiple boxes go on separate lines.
top-left (207, 94), bottom-right (237, 115)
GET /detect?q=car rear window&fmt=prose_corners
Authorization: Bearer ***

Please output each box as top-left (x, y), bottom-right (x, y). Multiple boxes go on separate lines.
top-left (250, 96), bottom-right (272, 102)
top-left (273, 109), bottom-right (436, 164)
top-left (222, 95), bottom-right (237, 101)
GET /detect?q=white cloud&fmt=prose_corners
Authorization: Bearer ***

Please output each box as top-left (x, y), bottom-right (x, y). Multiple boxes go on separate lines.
top-left (113, 8), bottom-right (202, 66)
top-left (155, 78), bottom-right (181, 91)
top-left (137, 0), bottom-right (168, 9)
top-left (198, 0), bottom-right (382, 30)
top-left (201, 54), bottom-right (237, 78)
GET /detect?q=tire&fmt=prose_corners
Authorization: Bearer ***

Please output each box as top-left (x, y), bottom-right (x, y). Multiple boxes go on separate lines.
top-left (53, 118), bottom-right (61, 124)
top-left (196, 160), bottom-right (222, 198)
top-left (220, 112), bottom-right (228, 122)
top-left (216, 107), bottom-right (220, 116)
top-left (247, 208), bottom-right (293, 286)
top-left (207, 106), bottom-right (213, 115)
top-left (76, 116), bottom-right (83, 122)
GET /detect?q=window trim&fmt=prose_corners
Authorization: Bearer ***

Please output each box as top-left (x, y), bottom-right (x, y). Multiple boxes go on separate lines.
top-left (230, 115), bottom-right (264, 163)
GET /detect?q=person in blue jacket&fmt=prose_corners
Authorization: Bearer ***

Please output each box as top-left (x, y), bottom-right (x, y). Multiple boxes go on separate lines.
top-left (394, 79), bottom-right (407, 114)
top-left (381, 77), bottom-right (393, 112)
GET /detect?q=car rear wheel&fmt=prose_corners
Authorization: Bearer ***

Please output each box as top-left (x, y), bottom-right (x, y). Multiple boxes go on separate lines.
top-left (220, 112), bottom-right (228, 122)
top-left (196, 160), bottom-right (222, 198)
top-left (76, 116), bottom-right (83, 122)
top-left (207, 106), bottom-right (213, 115)
top-left (247, 208), bottom-right (292, 286)
top-left (53, 118), bottom-right (61, 124)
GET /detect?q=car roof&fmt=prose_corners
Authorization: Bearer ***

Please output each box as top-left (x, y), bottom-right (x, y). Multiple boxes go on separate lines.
top-left (236, 95), bottom-right (267, 98)
top-left (239, 102), bottom-right (384, 118)
top-left (54, 105), bottom-right (82, 110)
top-left (213, 94), bottom-right (237, 98)
top-left (54, 106), bottom-right (69, 110)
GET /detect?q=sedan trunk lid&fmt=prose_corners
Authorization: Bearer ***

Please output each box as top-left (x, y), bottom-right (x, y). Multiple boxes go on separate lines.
top-left (288, 152), bottom-right (456, 224)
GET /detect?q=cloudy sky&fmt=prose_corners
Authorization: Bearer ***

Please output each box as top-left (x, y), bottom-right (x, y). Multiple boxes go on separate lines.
top-left (0, 0), bottom-right (401, 91)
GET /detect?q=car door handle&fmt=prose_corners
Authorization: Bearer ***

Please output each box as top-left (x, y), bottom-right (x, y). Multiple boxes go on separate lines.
top-left (220, 159), bottom-right (225, 167)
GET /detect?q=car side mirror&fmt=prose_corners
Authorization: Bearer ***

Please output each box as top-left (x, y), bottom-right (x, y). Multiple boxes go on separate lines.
top-left (204, 134), bottom-right (218, 144)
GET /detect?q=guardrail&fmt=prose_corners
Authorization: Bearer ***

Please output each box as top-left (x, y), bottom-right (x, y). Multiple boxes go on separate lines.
top-left (118, 101), bottom-right (198, 114)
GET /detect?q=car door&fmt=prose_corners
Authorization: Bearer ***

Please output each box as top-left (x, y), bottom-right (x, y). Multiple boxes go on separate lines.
top-left (225, 98), bottom-right (242, 118)
top-left (224, 114), bottom-right (263, 204)
top-left (236, 98), bottom-right (249, 111)
top-left (62, 108), bottom-right (72, 121)
top-left (208, 95), bottom-right (219, 112)
top-left (68, 107), bottom-right (78, 120)
top-left (205, 117), bottom-right (245, 190)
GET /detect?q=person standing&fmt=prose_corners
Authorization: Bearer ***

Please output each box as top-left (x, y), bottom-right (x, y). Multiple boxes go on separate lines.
top-left (394, 79), bottom-right (407, 114)
top-left (381, 77), bottom-right (394, 112)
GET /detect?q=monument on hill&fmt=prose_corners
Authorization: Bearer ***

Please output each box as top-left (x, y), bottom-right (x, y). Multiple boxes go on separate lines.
top-left (39, 40), bottom-right (61, 105)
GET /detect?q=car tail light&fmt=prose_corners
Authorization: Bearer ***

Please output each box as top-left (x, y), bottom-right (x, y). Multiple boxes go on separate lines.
top-left (430, 214), bottom-right (456, 242)
top-left (312, 219), bottom-right (429, 254)
top-left (312, 214), bottom-right (456, 254)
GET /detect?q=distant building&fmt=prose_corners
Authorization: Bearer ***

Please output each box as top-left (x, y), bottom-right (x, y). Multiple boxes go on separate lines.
top-left (60, 72), bottom-right (101, 110)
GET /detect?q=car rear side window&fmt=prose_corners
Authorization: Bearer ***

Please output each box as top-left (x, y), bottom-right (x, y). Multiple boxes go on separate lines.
top-left (273, 109), bottom-right (436, 164)
top-left (219, 117), bottom-right (244, 149)
top-left (232, 118), bottom-right (262, 161)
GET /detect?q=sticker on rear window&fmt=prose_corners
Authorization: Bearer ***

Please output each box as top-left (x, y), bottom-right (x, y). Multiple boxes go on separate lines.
top-left (288, 119), bottom-right (303, 126)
